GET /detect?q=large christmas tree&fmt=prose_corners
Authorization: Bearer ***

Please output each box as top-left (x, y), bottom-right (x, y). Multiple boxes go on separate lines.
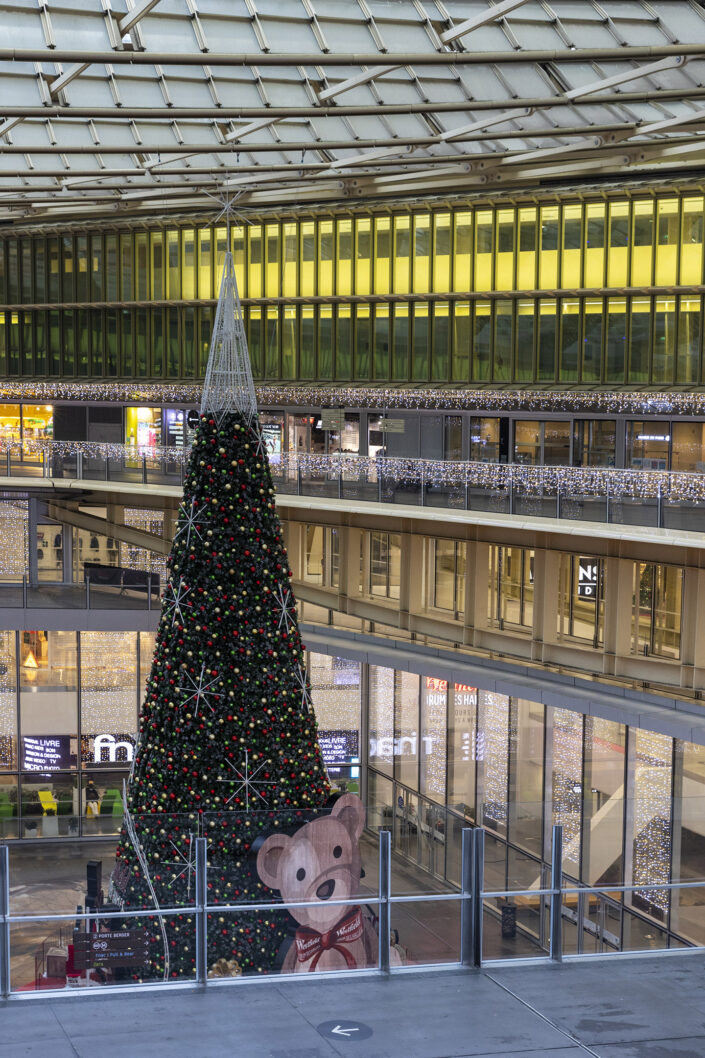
top-left (112, 247), bottom-right (330, 979)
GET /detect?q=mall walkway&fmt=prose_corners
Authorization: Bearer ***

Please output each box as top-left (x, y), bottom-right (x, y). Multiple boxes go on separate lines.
top-left (1, 952), bottom-right (700, 1058)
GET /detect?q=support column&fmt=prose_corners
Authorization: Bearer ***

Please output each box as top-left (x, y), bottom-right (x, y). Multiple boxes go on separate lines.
top-left (532, 548), bottom-right (560, 661)
top-left (406, 532), bottom-right (424, 632)
top-left (468, 541), bottom-right (489, 647)
top-left (603, 556), bottom-right (633, 674)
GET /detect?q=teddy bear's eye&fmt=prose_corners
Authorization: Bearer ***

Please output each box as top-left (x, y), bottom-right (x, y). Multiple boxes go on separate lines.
top-left (333, 845), bottom-right (342, 859)
top-left (296, 867), bottom-right (306, 881)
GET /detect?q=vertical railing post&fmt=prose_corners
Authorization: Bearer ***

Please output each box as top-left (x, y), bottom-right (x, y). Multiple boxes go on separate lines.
top-left (420, 462), bottom-right (426, 506)
top-left (377, 462), bottom-right (383, 504)
top-left (297, 460), bottom-right (302, 496)
top-left (85, 574), bottom-right (90, 610)
top-left (465, 465), bottom-right (470, 511)
top-left (147, 573), bottom-right (152, 612)
top-left (22, 574), bottom-right (27, 609)
top-left (460, 827), bottom-right (474, 967)
top-left (471, 826), bottom-right (484, 968)
top-left (378, 829), bottom-right (391, 974)
top-left (549, 824), bottom-right (563, 963)
top-left (76, 451), bottom-right (83, 480)
top-left (0, 843), bottom-right (11, 998)
top-left (556, 484), bottom-right (561, 519)
top-left (104, 452), bottom-right (110, 481)
top-left (657, 484), bottom-right (664, 529)
top-left (338, 460), bottom-right (343, 499)
top-left (605, 484), bottom-right (610, 524)
top-left (5, 447), bottom-right (10, 478)
top-left (141, 454), bottom-right (148, 484)
top-left (508, 467), bottom-right (514, 515)
top-left (195, 836), bottom-right (208, 985)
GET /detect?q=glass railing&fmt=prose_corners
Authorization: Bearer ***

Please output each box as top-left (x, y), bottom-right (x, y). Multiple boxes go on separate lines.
top-left (0, 574), bottom-right (160, 612)
top-left (1, 439), bottom-right (704, 533)
top-left (1, 798), bottom-right (704, 997)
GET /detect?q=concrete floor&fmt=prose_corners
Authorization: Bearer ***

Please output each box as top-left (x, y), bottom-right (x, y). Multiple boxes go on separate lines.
top-left (1, 953), bottom-right (701, 1058)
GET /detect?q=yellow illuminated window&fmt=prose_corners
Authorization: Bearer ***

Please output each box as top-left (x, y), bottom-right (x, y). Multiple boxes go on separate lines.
top-left (608, 202), bottom-right (629, 287)
top-left (248, 225), bottom-right (263, 298)
top-left (559, 299), bottom-right (580, 381)
top-left (653, 296), bottom-right (675, 384)
top-left (516, 299), bottom-right (535, 381)
top-left (282, 305), bottom-right (296, 379)
top-left (539, 206), bottom-right (558, 288)
top-left (452, 301), bottom-right (470, 381)
top-left (413, 213), bottom-right (430, 293)
top-left (282, 223), bottom-right (297, 298)
top-left (181, 229), bottom-right (195, 300)
top-left (517, 208), bottom-right (537, 288)
top-left (474, 210), bottom-right (493, 290)
top-left (655, 199), bottom-right (678, 286)
top-left (432, 301), bottom-right (449, 381)
top-left (265, 223), bottom-right (280, 298)
top-left (198, 229), bottom-right (212, 299)
top-left (495, 209), bottom-right (515, 291)
top-left (561, 204), bottom-right (582, 288)
top-left (453, 212), bottom-right (471, 291)
top-left (583, 298), bottom-right (603, 382)
top-left (631, 201), bottom-right (654, 286)
top-left (232, 225), bottom-right (246, 297)
top-left (681, 197), bottom-right (704, 285)
top-left (166, 230), bottom-right (179, 300)
top-left (318, 221), bottom-right (334, 296)
top-left (677, 295), bottom-right (701, 383)
top-left (355, 218), bottom-right (371, 295)
top-left (585, 203), bottom-right (606, 287)
top-left (472, 301), bottom-right (491, 381)
top-left (493, 301), bottom-right (513, 380)
top-left (393, 216), bottom-right (410, 294)
top-left (392, 303), bottom-right (409, 379)
top-left (374, 217), bottom-right (390, 294)
top-left (300, 222), bottom-right (315, 297)
top-left (337, 219), bottom-right (352, 296)
top-left (433, 213), bottom-right (451, 293)
top-left (373, 303), bottom-right (389, 379)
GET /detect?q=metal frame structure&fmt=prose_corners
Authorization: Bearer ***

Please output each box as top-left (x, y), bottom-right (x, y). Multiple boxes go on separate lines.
top-left (2, 2), bottom-right (705, 219)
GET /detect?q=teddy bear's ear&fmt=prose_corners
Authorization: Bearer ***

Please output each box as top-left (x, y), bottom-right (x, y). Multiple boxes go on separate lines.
top-left (256, 833), bottom-right (292, 890)
top-left (331, 793), bottom-right (365, 842)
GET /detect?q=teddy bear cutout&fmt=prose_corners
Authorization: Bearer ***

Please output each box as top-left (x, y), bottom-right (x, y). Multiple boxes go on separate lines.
top-left (257, 793), bottom-right (402, 973)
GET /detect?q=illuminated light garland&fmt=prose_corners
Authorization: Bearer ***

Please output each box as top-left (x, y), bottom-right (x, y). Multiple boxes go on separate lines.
top-left (80, 631), bottom-right (139, 735)
top-left (550, 708), bottom-right (584, 859)
top-left (5, 438), bottom-right (705, 507)
top-left (479, 691), bottom-right (509, 829)
top-left (0, 502), bottom-right (28, 578)
top-left (632, 730), bottom-right (672, 917)
top-left (0, 380), bottom-right (703, 419)
top-left (421, 678), bottom-right (447, 801)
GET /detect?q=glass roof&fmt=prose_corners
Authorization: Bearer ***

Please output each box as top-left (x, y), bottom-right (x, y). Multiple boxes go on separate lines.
top-left (0, 0), bottom-right (703, 223)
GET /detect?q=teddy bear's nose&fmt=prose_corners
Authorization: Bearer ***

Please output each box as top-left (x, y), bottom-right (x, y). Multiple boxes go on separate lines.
top-left (316, 879), bottom-right (335, 900)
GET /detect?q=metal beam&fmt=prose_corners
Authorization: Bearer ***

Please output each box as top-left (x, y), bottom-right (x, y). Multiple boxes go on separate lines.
top-left (118, 0), bottom-right (162, 35)
top-left (47, 501), bottom-right (171, 556)
top-left (0, 43), bottom-right (704, 65)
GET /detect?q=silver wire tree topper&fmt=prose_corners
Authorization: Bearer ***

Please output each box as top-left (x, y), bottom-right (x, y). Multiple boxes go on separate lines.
top-left (200, 195), bottom-right (257, 424)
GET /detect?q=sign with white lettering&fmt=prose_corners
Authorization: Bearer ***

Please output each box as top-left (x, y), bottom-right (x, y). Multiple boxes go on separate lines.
top-left (577, 558), bottom-right (599, 599)
top-left (81, 733), bottom-right (136, 766)
top-left (73, 930), bottom-right (149, 970)
top-left (317, 730), bottom-right (359, 765)
top-left (22, 735), bottom-right (72, 771)
top-left (320, 410), bottom-right (345, 432)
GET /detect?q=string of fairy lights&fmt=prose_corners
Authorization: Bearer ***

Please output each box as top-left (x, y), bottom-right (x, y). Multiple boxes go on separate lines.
top-left (4, 438), bottom-right (705, 505)
top-left (632, 730), bottom-right (673, 917)
top-left (0, 380), bottom-right (703, 417)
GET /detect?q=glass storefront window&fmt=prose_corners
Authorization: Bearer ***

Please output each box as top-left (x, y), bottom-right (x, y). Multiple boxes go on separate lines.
top-left (369, 665), bottom-right (394, 778)
top-left (626, 421), bottom-right (669, 470)
top-left (470, 417), bottom-right (500, 463)
top-left (420, 677), bottom-right (447, 805)
top-left (517, 207), bottom-right (536, 287)
top-left (573, 420), bottom-right (615, 467)
top-left (19, 632), bottom-right (78, 793)
top-left (632, 563), bottom-right (683, 660)
top-left (510, 698), bottom-right (544, 857)
top-left (126, 406), bottom-right (161, 448)
top-left (308, 653), bottom-right (361, 794)
top-left (432, 540), bottom-right (465, 618)
top-left (80, 632), bottom-right (137, 784)
top-left (671, 421), bottom-right (705, 473)
top-left (0, 632), bottom-right (16, 772)
top-left (327, 413), bottom-right (360, 455)
top-left (489, 545), bottom-right (534, 632)
top-left (627, 730), bottom-right (672, 923)
top-left (477, 690), bottom-right (509, 835)
top-left (681, 197), bottom-right (704, 285)
top-left (583, 718), bottom-right (625, 886)
top-left (557, 555), bottom-right (604, 647)
top-left (447, 683), bottom-right (477, 819)
top-left (369, 531), bottom-right (401, 601)
top-left (395, 671), bottom-right (419, 790)
top-left (546, 707), bottom-right (583, 877)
